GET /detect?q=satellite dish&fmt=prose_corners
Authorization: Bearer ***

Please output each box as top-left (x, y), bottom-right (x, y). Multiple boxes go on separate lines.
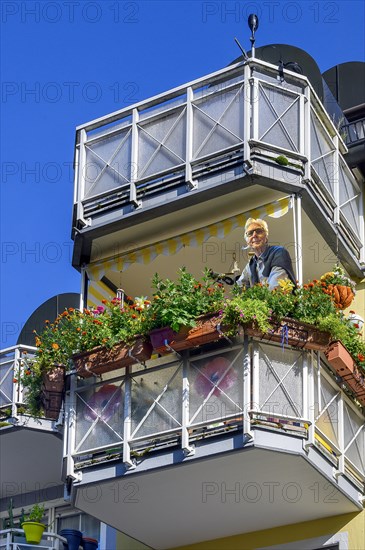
top-left (17, 293), bottom-right (80, 347)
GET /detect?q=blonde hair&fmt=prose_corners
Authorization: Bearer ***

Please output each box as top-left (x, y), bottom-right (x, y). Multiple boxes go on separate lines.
top-left (244, 218), bottom-right (269, 237)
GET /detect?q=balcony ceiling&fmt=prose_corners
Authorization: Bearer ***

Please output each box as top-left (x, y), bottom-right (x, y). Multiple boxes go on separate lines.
top-left (74, 446), bottom-right (359, 549)
top-left (0, 426), bottom-right (63, 500)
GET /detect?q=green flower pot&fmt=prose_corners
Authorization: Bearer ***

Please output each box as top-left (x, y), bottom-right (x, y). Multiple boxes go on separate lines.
top-left (22, 521), bottom-right (46, 544)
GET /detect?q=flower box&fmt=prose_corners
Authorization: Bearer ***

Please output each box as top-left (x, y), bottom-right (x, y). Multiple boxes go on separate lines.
top-left (245, 317), bottom-right (331, 351)
top-left (41, 365), bottom-right (65, 420)
top-left (325, 340), bottom-right (355, 376)
top-left (325, 340), bottom-right (365, 404)
top-left (73, 337), bottom-right (153, 378)
top-left (150, 314), bottom-right (224, 355)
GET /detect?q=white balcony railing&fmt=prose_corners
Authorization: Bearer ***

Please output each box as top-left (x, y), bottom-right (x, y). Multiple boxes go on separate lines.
top-left (73, 58), bottom-right (362, 256)
top-left (66, 337), bottom-right (365, 489)
top-left (0, 346), bottom-right (36, 419)
top-left (0, 529), bottom-right (66, 550)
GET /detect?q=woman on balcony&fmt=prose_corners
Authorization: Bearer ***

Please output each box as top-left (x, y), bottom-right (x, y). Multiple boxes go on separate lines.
top-left (237, 218), bottom-right (297, 290)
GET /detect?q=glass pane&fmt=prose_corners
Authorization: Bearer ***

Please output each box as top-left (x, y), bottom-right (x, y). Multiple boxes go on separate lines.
top-left (131, 364), bottom-right (182, 438)
top-left (189, 348), bottom-right (243, 424)
top-left (75, 383), bottom-right (124, 453)
top-left (258, 344), bottom-right (303, 417)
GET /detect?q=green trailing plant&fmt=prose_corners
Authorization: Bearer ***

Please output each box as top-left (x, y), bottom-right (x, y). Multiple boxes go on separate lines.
top-left (318, 313), bottom-right (365, 371)
top-left (220, 295), bottom-right (273, 336)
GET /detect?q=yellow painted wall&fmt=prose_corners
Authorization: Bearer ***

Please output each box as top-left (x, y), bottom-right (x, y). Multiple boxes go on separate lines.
top-left (350, 284), bottom-right (365, 339)
top-left (171, 511), bottom-right (365, 550)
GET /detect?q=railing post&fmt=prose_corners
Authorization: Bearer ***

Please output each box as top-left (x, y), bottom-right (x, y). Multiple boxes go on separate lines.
top-left (293, 193), bottom-right (303, 285)
top-left (182, 353), bottom-right (194, 455)
top-left (243, 336), bottom-right (253, 441)
top-left (77, 129), bottom-right (90, 227)
top-left (251, 77), bottom-right (259, 142)
top-left (185, 87), bottom-right (197, 189)
top-left (243, 64), bottom-right (251, 162)
top-left (13, 347), bottom-right (21, 414)
top-left (65, 374), bottom-right (82, 483)
top-left (304, 351), bottom-right (315, 451)
top-left (333, 134), bottom-right (340, 224)
top-left (129, 108), bottom-right (141, 208)
top-left (123, 368), bottom-right (135, 468)
top-left (303, 84), bottom-right (311, 180)
top-left (335, 391), bottom-right (345, 478)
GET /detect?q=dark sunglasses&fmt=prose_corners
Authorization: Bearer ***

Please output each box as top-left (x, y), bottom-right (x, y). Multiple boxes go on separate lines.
top-left (245, 228), bottom-right (265, 238)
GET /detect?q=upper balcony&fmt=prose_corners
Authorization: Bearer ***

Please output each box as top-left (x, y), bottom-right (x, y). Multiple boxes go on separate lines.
top-left (72, 57), bottom-right (364, 283)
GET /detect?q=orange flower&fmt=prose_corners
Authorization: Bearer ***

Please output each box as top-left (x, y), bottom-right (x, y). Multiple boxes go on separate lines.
top-left (68, 307), bottom-right (75, 312)
top-left (13, 378), bottom-right (18, 383)
top-left (101, 299), bottom-right (107, 304)
top-left (52, 343), bottom-right (59, 350)
top-left (45, 320), bottom-right (50, 324)
top-left (76, 327), bottom-right (81, 332)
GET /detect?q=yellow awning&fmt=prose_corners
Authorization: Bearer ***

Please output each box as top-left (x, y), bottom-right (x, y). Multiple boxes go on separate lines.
top-left (87, 196), bottom-right (293, 282)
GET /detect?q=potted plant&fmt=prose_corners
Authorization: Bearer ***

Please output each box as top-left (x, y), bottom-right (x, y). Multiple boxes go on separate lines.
top-left (146, 267), bottom-right (225, 353)
top-left (20, 300), bottom-right (154, 412)
top-left (319, 264), bottom-right (356, 309)
top-left (72, 297), bottom-right (153, 377)
top-left (21, 503), bottom-right (46, 544)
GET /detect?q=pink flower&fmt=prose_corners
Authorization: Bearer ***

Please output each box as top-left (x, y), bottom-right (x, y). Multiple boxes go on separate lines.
top-left (83, 384), bottom-right (122, 423)
top-left (195, 357), bottom-right (238, 397)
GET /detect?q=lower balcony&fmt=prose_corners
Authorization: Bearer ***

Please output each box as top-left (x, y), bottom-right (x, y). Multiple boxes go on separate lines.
top-left (0, 346), bottom-right (65, 508)
top-left (64, 336), bottom-right (365, 549)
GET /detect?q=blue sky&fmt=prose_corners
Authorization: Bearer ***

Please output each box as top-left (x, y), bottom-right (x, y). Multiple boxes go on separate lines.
top-left (1, 0), bottom-right (364, 348)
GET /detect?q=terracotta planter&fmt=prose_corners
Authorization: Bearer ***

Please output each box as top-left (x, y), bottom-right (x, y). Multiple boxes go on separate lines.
top-left (325, 341), bottom-right (365, 404)
top-left (150, 314), bottom-right (224, 355)
top-left (73, 337), bottom-right (153, 378)
top-left (41, 365), bottom-right (65, 420)
top-left (325, 341), bottom-right (355, 376)
top-left (245, 318), bottom-right (331, 351)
